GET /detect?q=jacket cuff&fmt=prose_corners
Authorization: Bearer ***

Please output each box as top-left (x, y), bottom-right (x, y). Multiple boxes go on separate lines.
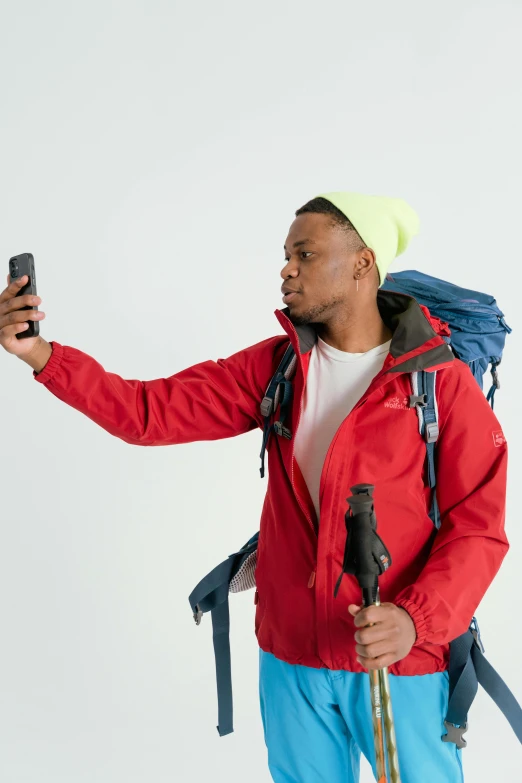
top-left (395, 598), bottom-right (429, 646)
top-left (33, 341), bottom-right (64, 384)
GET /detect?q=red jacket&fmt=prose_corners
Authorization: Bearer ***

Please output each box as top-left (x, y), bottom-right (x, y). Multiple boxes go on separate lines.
top-left (35, 291), bottom-right (509, 675)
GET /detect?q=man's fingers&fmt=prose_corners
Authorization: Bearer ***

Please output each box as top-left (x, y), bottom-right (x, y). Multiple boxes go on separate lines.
top-left (357, 653), bottom-right (397, 670)
top-left (354, 623), bottom-right (395, 645)
top-left (355, 640), bottom-right (394, 659)
top-left (352, 603), bottom-right (400, 628)
top-left (0, 308), bottom-right (45, 330)
top-left (0, 293), bottom-right (41, 315)
top-left (0, 275), bottom-right (28, 304)
top-left (353, 605), bottom-right (385, 627)
top-left (0, 322), bottom-right (31, 341)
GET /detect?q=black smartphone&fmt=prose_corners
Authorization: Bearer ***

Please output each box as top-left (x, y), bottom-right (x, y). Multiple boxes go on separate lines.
top-left (8, 253), bottom-right (39, 340)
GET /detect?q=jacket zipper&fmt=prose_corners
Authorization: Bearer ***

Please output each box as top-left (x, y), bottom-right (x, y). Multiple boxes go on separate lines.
top-left (283, 323), bottom-right (319, 540)
top-left (290, 387), bottom-right (318, 538)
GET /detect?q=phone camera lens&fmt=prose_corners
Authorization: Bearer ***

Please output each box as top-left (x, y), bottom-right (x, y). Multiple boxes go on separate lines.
top-left (10, 261), bottom-right (19, 278)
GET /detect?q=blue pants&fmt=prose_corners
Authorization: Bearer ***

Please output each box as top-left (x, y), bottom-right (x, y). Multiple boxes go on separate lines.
top-left (259, 650), bottom-right (464, 783)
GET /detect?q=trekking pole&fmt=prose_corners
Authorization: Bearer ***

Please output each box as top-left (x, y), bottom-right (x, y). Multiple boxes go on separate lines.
top-left (334, 483), bottom-right (401, 783)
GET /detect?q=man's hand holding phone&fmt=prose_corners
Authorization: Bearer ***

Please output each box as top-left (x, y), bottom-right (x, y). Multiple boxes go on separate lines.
top-left (0, 274), bottom-right (52, 373)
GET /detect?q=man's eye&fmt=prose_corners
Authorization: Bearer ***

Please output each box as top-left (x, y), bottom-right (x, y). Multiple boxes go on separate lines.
top-left (283, 252), bottom-right (312, 263)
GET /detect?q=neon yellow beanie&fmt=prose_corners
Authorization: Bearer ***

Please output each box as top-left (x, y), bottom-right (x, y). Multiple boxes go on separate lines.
top-left (316, 191), bottom-right (420, 286)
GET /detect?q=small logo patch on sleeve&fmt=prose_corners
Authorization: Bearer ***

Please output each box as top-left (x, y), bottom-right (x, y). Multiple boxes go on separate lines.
top-left (492, 430), bottom-right (506, 447)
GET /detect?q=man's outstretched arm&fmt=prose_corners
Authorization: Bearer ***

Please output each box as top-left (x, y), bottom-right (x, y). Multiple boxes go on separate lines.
top-left (26, 335), bottom-right (286, 446)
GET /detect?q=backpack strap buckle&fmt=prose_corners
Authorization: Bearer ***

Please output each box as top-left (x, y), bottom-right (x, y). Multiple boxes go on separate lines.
top-left (273, 421), bottom-right (292, 439)
top-left (470, 617), bottom-right (485, 653)
top-left (409, 394), bottom-right (427, 408)
top-left (442, 720), bottom-right (468, 749)
top-left (425, 422), bottom-right (439, 443)
top-left (260, 396), bottom-right (274, 418)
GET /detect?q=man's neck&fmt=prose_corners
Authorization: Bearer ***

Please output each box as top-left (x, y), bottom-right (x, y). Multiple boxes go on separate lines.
top-left (315, 302), bottom-right (393, 354)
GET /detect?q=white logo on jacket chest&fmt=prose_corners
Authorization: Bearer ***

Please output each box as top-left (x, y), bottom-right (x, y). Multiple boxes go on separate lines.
top-left (383, 396), bottom-right (409, 410)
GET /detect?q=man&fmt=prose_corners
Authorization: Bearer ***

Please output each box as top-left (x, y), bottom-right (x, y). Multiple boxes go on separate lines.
top-left (0, 192), bottom-right (508, 782)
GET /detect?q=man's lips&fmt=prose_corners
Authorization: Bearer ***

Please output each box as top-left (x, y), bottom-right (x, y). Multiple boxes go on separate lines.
top-left (281, 287), bottom-right (301, 304)
top-left (282, 291), bottom-right (299, 303)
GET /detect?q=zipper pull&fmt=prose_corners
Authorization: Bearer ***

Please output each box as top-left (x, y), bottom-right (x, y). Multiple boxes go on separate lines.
top-left (308, 571), bottom-right (316, 588)
top-left (254, 590), bottom-right (259, 605)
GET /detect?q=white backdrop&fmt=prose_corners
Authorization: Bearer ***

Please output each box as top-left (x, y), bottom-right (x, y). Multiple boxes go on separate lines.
top-left (1, 1), bottom-right (521, 781)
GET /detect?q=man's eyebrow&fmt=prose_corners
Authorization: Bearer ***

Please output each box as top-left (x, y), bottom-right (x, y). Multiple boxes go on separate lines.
top-left (283, 238), bottom-right (317, 250)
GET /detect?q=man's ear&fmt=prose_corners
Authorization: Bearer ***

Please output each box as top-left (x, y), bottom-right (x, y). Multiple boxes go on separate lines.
top-left (355, 247), bottom-right (377, 281)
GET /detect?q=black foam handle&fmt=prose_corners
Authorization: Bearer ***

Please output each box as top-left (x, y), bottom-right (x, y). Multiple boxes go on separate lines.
top-left (334, 484), bottom-right (392, 597)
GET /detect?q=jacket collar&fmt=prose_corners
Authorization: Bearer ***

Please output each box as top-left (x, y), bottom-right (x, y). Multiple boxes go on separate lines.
top-left (275, 289), bottom-right (454, 374)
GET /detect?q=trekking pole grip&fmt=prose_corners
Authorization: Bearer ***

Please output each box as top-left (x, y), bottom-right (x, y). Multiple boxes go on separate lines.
top-left (334, 484), bottom-right (391, 601)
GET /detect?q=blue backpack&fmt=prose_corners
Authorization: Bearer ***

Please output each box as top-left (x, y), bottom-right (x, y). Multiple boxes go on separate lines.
top-left (383, 270), bottom-right (511, 407)
top-left (189, 271), bottom-right (521, 747)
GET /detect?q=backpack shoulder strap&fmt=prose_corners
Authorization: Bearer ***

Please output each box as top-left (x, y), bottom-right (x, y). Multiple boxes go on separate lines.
top-left (410, 370), bottom-right (440, 529)
top-left (188, 536), bottom-right (259, 737)
top-left (443, 618), bottom-right (522, 748)
top-left (259, 342), bottom-right (297, 478)
top-left (188, 559), bottom-right (234, 736)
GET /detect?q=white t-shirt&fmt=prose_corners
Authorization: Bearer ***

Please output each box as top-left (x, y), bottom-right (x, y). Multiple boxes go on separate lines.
top-left (294, 336), bottom-right (391, 520)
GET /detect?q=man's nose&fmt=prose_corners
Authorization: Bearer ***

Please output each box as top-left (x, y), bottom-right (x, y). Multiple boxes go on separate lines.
top-left (280, 260), bottom-right (298, 279)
